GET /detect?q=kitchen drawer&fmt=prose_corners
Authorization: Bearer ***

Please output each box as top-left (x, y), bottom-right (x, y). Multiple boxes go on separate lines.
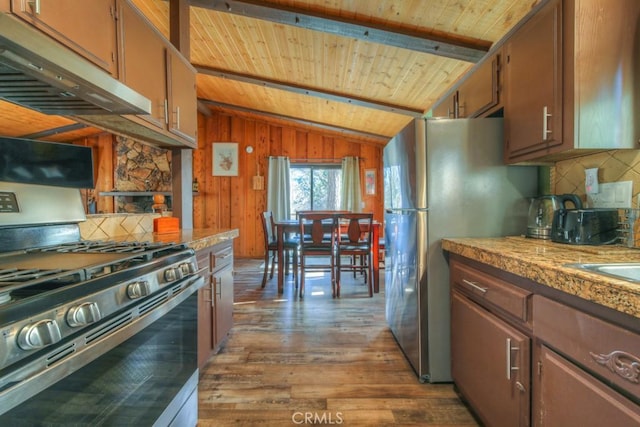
top-left (196, 249), bottom-right (210, 276)
top-left (451, 260), bottom-right (532, 323)
top-left (534, 295), bottom-right (640, 401)
top-left (211, 241), bottom-right (233, 273)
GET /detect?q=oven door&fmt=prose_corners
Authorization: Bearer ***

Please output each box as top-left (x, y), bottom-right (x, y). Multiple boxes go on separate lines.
top-left (0, 275), bottom-right (204, 426)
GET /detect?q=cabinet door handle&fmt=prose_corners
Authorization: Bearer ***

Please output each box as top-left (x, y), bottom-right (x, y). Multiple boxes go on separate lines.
top-left (506, 337), bottom-right (520, 380)
top-left (28, 0), bottom-right (41, 14)
top-left (462, 279), bottom-right (487, 293)
top-left (162, 99), bottom-right (169, 124)
top-left (203, 283), bottom-right (213, 303)
top-left (453, 94), bottom-right (459, 118)
top-left (542, 106), bottom-right (552, 140)
top-left (175, 106), bottom-right (181, 129)
top-left (214, 277), bottom-right (222, 298)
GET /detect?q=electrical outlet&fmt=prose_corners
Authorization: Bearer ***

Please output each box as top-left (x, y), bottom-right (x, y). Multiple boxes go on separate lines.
top-left (587, 181), bottom-right (632, 208)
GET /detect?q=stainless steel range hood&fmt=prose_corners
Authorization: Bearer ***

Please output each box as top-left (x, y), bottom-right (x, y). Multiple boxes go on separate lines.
top-left (0, 13), bottom-right (151, 116)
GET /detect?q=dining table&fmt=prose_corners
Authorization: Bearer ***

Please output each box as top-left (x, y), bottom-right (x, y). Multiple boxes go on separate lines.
top-left (273, 218), bottom-right (381, 295)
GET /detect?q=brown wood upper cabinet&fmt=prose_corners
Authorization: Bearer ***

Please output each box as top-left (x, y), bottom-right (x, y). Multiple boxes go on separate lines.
top-left (118, 0), bottom-right (166, 131)
top-left (504, 0), bottom-right (640, 163)
top-left (456, 52), bottom-right (501, 118)
top-left (431, 93), bottom-right (455, 119)
top-left (9, 0), bottom-right (118, 76)
top-left (431, 51), bottom-right (501, 119)
top-left (117, 0), bottom-right (197, 146)
top-left (167, 49), bottom-right (198, 143)
top-left (504, 0), bottom-right (563, 163)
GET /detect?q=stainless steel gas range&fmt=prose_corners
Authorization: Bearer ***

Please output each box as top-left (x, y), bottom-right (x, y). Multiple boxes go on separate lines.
top-left (0, 179), bottom-right (204, 425)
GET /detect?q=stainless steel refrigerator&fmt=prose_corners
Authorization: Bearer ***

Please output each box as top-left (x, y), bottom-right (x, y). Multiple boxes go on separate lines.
top-left (383, 117), bottom-right (537, 383)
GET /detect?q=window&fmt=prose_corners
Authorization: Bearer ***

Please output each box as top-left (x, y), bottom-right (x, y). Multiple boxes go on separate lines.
top-left (290, 164), bottom-right (342, 218)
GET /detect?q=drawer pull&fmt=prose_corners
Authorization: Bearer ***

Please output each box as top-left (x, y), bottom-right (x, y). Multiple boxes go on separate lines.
top-left (462, 279), bottom-right (487, 293)
top-left (590, 350), bottom-right (640, 384)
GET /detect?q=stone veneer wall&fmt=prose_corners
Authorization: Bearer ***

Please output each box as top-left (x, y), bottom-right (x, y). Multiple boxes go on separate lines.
top-left (552, 150), bottom-right (640, 208)
top-left (113, 137), bottom-right (172, 213)
top-left (79, 213), bottom-right (160, 240)
top-left (115, 137), bottom-right (171, 191)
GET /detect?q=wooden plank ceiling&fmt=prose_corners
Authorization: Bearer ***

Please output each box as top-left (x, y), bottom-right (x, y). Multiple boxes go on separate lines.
top-left (0, 0), bottom-right (538, 146)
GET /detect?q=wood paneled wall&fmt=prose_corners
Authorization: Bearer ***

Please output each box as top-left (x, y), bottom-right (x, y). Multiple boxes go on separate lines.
top-left (73, 113), bottom-right (384, 258)
top-left (77, 133), bottom-right (115, 214)
top-left (194, 112), bottom-right (385, 258)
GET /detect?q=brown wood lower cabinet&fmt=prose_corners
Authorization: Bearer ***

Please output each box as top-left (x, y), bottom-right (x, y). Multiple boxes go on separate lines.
top-left (535, 344), bottom-right (640, 427)
top-left (533, 295), bottom-right (640, 426)
top-left (197, 240), bottom-right (234, 370)
top-left (451, 288), bottom-right (530, 427)
top-left (450, 255), bottom-right (640, 427)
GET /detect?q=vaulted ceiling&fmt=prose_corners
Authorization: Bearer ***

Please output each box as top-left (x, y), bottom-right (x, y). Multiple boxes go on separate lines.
top-left (0, 0), bottom-right (539, 146)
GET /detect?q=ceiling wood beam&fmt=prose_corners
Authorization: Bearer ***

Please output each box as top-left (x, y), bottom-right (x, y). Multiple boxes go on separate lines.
top-left (196, 65), bottom-right (424, 117)
top-left (169, 0), bottom-right (191, 57)
top-left (189, 0), bottom-right (489, 62)
top-left (199, 98), bottom-right (391, 143)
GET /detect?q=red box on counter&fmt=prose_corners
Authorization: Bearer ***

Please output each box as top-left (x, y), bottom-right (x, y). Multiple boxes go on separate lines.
top-left (153, 217), bottom-right (179, 234)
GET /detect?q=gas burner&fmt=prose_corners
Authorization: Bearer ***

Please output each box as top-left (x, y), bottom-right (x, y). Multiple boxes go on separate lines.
top-left (35, 240), bottom-right (172, 255)
top-left (0, 242), bottom-right (191, 303)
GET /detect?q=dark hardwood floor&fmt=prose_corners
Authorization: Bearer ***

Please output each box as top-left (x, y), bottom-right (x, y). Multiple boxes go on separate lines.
top-left (197, 258), bottom-right (479, 426)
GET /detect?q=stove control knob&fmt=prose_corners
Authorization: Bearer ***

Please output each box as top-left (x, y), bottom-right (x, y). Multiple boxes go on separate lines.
top-left (127, 281), bottom-right (151, 299)
top-left (18, 319), bottom-right (62, 350)
top-left (164, 267), bottom-right (184, 282)
top-left (179, 262), bottom-right (196, 275)
top-left (67, 302), bottom-right (102, 327)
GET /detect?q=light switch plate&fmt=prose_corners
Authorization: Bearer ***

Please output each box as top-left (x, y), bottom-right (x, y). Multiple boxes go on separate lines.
top-left (587, 181), bottom-right (632, 208)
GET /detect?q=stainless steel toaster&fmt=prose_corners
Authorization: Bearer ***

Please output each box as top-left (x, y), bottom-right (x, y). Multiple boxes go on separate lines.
top-left (551, 208), bottom-right (619, 245)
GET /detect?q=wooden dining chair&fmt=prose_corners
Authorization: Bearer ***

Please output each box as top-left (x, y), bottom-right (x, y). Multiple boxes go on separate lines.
top-left (336, 212), bottom-right (374, 297)
top-left (298, 212), bottom-right (339, 298)
top-left (295, 210), bottom-right (350, 219)
top-left (260, 211), bottom-right (298, 288)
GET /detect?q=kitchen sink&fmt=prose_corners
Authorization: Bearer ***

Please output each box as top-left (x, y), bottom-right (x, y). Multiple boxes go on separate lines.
top-left (565, 263), bottom-right (640, 283)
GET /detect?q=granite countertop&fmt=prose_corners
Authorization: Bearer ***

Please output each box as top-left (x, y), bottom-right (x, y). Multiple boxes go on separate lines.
top-left (108, 228), bottom-right (239, 251)
top-left (442, 236), bottom-right (640, 319)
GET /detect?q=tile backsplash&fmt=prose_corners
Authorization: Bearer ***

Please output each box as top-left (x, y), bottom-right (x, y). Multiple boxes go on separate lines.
top-left (79, 213), bottom-right (160, 240)
top-left (553, 150), bottom-right (640, 207)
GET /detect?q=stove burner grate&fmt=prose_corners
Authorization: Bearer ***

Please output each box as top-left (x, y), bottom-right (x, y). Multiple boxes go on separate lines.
top-left (0, 267), bottom-right (85, 305)
top-left (38, 241), bottom-right (171, 255)
top-left (0, 267), bottom-right (85, 283)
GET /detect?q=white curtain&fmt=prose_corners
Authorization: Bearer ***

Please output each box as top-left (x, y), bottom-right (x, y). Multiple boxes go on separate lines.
top-left (340, 156), bottom-right (362, 212)
top-left (267, 156), bottom-right (291, 221)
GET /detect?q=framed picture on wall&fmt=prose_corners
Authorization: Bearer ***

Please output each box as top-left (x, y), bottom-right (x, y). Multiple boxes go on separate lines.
top-left (212, 143), bottom-right (239, 176)
top-left (365, 169), bottom-right (376, 195)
